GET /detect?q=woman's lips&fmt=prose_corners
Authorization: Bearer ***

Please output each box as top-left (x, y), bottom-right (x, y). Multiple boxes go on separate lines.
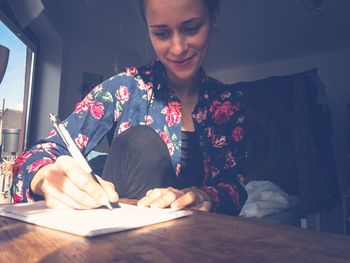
top-left (167, 55), bottom-right (195, 69)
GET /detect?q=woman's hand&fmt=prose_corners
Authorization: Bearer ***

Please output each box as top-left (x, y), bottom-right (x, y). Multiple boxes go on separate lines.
top-left (30, 155), bottom-right (119, 209)
top-left (137, 187), bottom-right (211, 211)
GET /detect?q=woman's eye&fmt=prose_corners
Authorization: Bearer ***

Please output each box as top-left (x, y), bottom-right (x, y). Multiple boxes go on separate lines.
top-left (153, 31), bottom-right (170, 39)
top-left (183, 26), bottom-right (200, 35)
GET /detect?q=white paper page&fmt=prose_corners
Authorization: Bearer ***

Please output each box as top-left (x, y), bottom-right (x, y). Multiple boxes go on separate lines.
top-left (0, 201), bottom-right (192, 237)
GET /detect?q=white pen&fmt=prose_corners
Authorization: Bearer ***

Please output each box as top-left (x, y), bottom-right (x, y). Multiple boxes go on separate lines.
top-left (49, 113), bottom-right (113, 210)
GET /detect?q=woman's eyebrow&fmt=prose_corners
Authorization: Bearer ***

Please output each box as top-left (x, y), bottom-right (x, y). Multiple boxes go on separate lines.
top-left (149, 17), bottom-right (203, 28)
top-left (181, 17), bottom-right (202, 25)
top-left (149, 24), bottom-right (167, 28)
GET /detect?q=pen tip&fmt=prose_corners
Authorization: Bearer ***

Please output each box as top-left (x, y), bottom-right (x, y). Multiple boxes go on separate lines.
top-left (106, 202), bottom-right (114, 211)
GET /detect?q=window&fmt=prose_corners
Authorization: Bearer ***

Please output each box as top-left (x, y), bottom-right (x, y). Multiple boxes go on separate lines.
top-left (0, 16), bottom-right (36, 159)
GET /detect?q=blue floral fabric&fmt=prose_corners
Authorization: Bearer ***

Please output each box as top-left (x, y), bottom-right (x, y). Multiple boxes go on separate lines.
top-left (12, 60), bottom-right (247, 215)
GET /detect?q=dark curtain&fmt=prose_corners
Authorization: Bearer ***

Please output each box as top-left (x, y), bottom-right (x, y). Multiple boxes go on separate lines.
top-left (232, 69), bottom-right (340, 216)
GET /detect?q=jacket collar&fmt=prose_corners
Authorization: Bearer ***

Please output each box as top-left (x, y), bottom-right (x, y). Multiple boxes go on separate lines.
top-left (138, 60), bottom-right (215, 106)
top-left (140, 60), bottom-right (210, 90)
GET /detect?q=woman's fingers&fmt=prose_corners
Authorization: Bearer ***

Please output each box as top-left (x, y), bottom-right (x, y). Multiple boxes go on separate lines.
top-left (171, 190), bottom-right (211, 211)
top-left (44, 195), bottom-right (71, 210)
top-left (191, 201), bottom-right (212, 212)
top-left (137, 187), bottom-right (183, 208)
top-left (37, 156), bottom-right (118, 209)
top-left (44, 168), bottom-right (100, 209)
top-left (41, 176), bottom-right (93, 209)
top-left (54, 156), bottom-right (117, 206)
top-left (138, 187), bottom-right (212, 211)
top-left (137, 188), bottom-right (165, 207)
top-left (96, 175), bottom-right (119, 203)
top-left (170, 190), bottom-right (196, 209)
top-left (149, 189), bottom-right (179, 208)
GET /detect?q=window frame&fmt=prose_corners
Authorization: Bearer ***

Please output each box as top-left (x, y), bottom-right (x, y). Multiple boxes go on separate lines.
top-left (0, 0), bottom-right (39, 154)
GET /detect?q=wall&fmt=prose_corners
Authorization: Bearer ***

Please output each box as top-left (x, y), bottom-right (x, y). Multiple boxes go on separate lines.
top-left (27, 13), bottom-right (64, 146)
top-left (210, 47), bottom-right (350, 194)
top-left (26, 14), bottom-right (147, 150)
top-left (59, 35), bottom-right (116, 119)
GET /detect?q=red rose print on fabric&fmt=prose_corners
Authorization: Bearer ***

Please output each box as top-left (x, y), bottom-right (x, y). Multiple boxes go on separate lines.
top-left (116, 86), bottom-right (130, 104)
top-left (137, 79), bottom-right (146, 90)
top-left (220, 91), bottom-right (231, 100)
top-left (47, 129), bottom-right (57, 138)
top-left (194, 108), bottom-right (207, 123)
top-left (118, 122), bottom-right (130, 134)
top-left (13, 180), bottom-right (24, 203)
top-left (209, 100), bottom-right (238, 125)
top-left (74, 94), bottom-right (94, 113)
top-left (224, 151), bottom-right (237, 169)
top-left (206, 127), bottom-right (214, 138)
top-left (157, 126), bottom-right (180, 156)
top-left (90, 102), bottom-right (105, 119)
top-left (36, 142), bottom-right (57, 151)
top-left (212, 135), bottom-right (227, 148)
top-left (159, 131), bottom-right (175, 155)
top-left (124, 66), bottom-right (138, 77)
top-left (12, 151), bottom-right (32, 176)
top-left (27, 157), bottom-right (54, 173)
top-left (161, 102), bottom-right (181, 127)
top-left (145, 115), bottom-right (154, 125)
top-left (12, 60), bottom-right (247, 213)
top-left (92, 84), bottom-right (103, 93)
top-left (231, 127), bottom-right (244, 143)
top-left (159, 132), bottom-right (175, 155)
top-left (137, 79), bottom-right (153, 92)
top-left (75, 134), bottom-right (89, 149)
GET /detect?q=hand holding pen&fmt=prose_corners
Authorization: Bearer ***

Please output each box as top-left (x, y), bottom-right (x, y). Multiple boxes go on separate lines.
top-left (28, 114), bottom-right (118, 210)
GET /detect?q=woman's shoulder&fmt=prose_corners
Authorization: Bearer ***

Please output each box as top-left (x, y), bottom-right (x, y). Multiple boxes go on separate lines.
top-left (107, 65), bottom-right (143, 81)
top-left (108, 61), bottom-right (158, 82)
top-left (100, 63), bottom-right (153, 91)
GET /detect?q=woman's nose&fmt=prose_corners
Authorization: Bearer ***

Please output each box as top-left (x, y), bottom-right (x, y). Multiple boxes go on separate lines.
top-left (170, 33), bottom-right (187, 56)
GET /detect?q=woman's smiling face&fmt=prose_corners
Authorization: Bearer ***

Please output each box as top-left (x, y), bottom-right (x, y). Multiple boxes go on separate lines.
top-left (144, 0), bottom-right (216, 84)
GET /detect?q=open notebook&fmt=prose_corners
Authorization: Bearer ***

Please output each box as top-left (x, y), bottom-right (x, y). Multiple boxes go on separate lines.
top-left (0, 201), bottom-right (192, 237)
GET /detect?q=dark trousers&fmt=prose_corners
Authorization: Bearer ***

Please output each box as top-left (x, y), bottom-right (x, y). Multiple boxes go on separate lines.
top-left (101, 125), bottom-right (177, 199)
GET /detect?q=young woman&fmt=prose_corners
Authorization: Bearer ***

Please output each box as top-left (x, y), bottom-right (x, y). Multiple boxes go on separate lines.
top-left (11, 0), bottom-right (247, 216)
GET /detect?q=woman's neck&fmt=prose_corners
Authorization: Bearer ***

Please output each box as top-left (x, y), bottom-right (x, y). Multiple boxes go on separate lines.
top-left (167, 73), bottom-right (199, 99)
top-left (166, 71), bottom-right (200, 132)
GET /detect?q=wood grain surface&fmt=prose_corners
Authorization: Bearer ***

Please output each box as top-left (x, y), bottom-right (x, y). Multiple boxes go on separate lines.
top-left (1, 202), bottom-right (350, 263)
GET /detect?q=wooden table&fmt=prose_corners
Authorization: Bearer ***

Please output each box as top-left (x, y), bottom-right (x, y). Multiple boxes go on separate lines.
top-left (1, 204), bottom-right (350, 263)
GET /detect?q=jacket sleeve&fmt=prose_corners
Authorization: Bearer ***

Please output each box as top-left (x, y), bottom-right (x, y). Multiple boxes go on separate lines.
top-left (200, 88), bottom-right (248, 216)
top-left (11, 72), bottom-right (136, 202)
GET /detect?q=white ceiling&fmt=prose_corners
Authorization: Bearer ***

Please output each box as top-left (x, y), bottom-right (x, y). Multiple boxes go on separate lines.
top-left (43, 0), bottom-right (350, 72)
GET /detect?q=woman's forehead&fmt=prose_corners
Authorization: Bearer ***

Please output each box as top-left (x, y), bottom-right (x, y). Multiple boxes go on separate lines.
top-left (144, 0), bottom-right (207, 25)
